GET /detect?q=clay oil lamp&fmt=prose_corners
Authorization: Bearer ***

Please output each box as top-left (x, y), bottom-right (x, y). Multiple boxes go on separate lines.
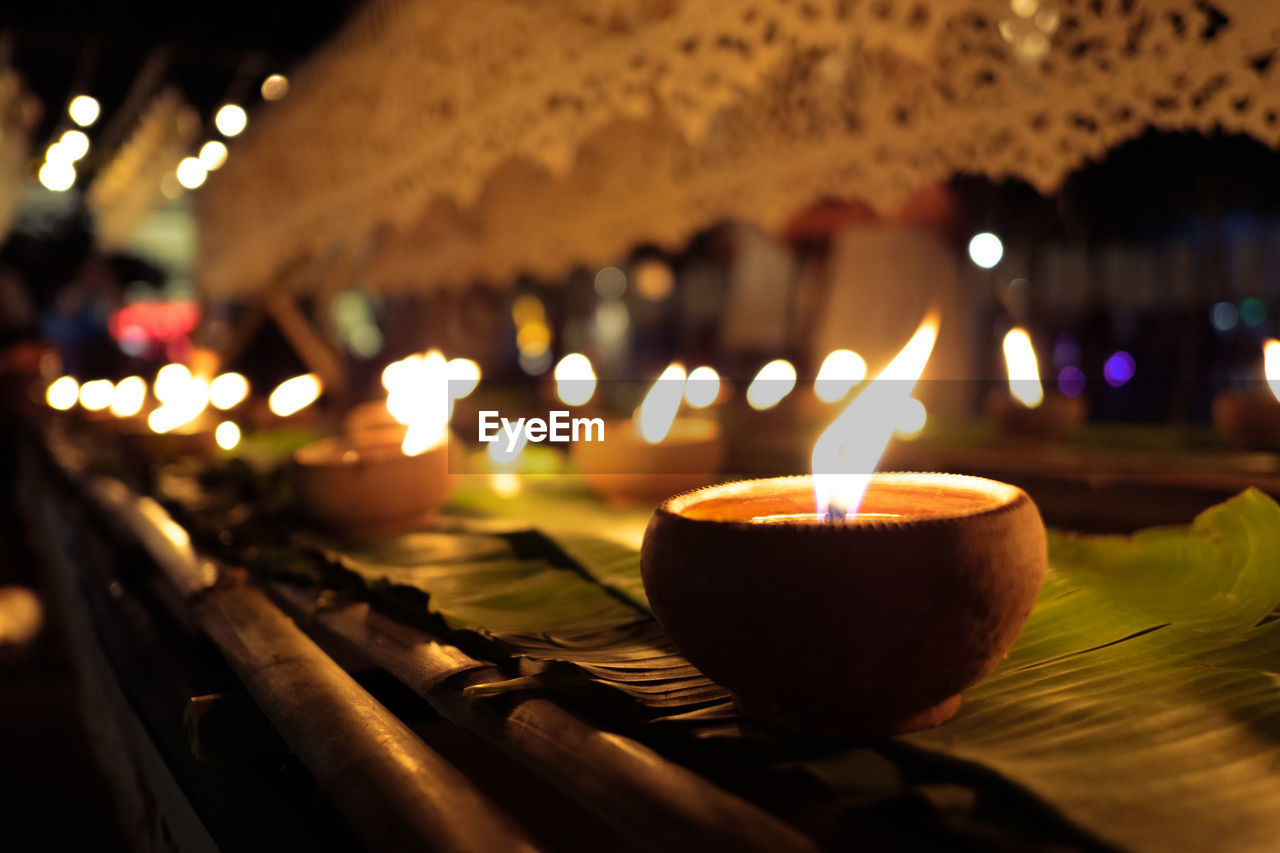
top-left (984, 327), bottom-right (1084, 440)
top-left (112, 364), bottom-right (219, 460)
top-left (641, 315), bottom-right (1048, 737)
top-left (572, 363), bottom-right (725, 506)
top-left (1213, 339), bottom-right (1280, 447)
top-left (293, 353), bottom-right (455, 534)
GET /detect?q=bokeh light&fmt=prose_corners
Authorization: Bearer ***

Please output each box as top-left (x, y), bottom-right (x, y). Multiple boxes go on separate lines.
top-left (68, 95), bottom-right (100, 127)
top-left (1058, 366), bottom-right (1086, 397)
top-left (1102, 351), bottom-right (1135, 388)
top-left (968, 232), bottom-right (1004, 269)
top-left (215, 104), bottom-right (248, 137)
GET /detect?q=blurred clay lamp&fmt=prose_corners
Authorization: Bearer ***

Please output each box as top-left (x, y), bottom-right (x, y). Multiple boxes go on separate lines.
top-left (641, 315), bottom-right (1047, 736)
top-left (572, 364), bottom-right (724, 506)
top-left (115, 364), bottom-right (218, 458)
top-left (984, 327), bottom-right (1084, 439)
top-left (1212, 339), bottom-right (1280, 447)
top-left (295, 355), bottom-right (453, 533)
top-left (346, 352), bottom-right (478, 448)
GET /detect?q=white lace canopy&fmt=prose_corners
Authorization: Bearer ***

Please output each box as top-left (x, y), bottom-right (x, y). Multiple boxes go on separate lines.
top-left (195, 0), bottom-right (1280, 298)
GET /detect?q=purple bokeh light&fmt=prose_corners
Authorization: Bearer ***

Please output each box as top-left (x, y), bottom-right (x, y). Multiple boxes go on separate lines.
top-left (1102, 351), bottom-right (1135, 388)
top-left (1057, 366), bottom-right (1086, 397)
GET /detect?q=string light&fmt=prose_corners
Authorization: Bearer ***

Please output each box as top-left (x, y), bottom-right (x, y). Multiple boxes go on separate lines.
top-left (214, 104), bottom-right (248, 137)
top-left (38, 160), bottom-right (76, 192)
top-left (199, 140), bottom-right (228, 171)
top-left (68, 95), bottom-right (100, 127)
top-left (176, 157), bottom-right (208, 190)
top-left (261, 74), bottom-right (289, 101)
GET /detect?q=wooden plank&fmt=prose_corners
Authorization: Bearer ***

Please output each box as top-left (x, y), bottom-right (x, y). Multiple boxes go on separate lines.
top-left (269, 583), bottom-right (821, 853)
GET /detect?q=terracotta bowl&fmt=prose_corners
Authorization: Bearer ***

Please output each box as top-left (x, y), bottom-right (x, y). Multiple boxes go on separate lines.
top-left (571, 418), bottom-right (724, 507)
top-left (640, 473), bottom-right (1047, 736)
top-left (292, 437), bottom-right (452, 534)
top-left (984, 390), bottom-right (1085, 440)
top-left (1212, 391), bottom-right (1280, 447)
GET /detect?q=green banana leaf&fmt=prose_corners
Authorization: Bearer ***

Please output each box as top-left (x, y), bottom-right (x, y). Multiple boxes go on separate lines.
top-left (891, 487), bottom-right (1280, 853)
top-left (312, 488), bottom-right (1280, 852)
top-left (155, 458), bottom-right (1280, 851)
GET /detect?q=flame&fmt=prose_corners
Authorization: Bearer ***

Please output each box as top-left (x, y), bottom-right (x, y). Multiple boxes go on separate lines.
top-left (46, 376), bottom-right (79, 410)
top-left (811, 314), bottom-right (939, 519)
top-left (684, 366), bottom-right (720, 409)
top-left (447, 358), bottom-right (481, 401)
top-left (78, 379), bottom-right (114, 411)
top-left (896, 397), bottom-right (927, 437)
top-left (1265, 340), bottom-right (1280, 404)
top-left (746, 359), bottom-right (796, 410)
top-left (209, 372), bottom-right (250, 410)
top-left (109, 376), bottom-right (147, 417)
top-left (386, 351), bottom-right (449, 456)
top-left (153, 363), bottom-right (192, 404)
top-left (268, 373), bottom-right (322, 417)
top-left (554, 353), bottom-right (596, 406)
top-left (215, 421), bottom-right (241, 450)
top-left (1002, 327), bottom-right (1044, 408)
top-left (814, 349), bottom-right (867, 403)
top-left (636, 364), bottom-right (687, 443)
top-left (148, 376), bottom-right (210, 433)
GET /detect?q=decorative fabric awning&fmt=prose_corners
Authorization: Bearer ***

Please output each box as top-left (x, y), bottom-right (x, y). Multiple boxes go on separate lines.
top-left (89, 90), bottom-right (200, 251)
top-left (0, 68), bottom-right (39, 245)
top-left (196, 0), bottom-right (1280, 299)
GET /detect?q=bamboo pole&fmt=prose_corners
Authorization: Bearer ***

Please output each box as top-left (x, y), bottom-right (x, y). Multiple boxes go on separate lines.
top-left (194, 578), bottom-right (543, 853)
top-left (270, 583), bottom-right (821, 853)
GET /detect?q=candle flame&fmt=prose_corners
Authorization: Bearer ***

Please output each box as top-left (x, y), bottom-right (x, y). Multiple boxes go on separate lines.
top-left (812, 314), bottom-right (939, 519)
top-left (153, 363), bottom-right (192, 404)
top-left (215, 421), bottom-right (241, 450)
top-left (148, 376), bottom-right (210, 433)
top-left (109, 376), bottom-right (147, 418)
top-left (554, 353), bottom-right (596, 406)
top-left (447, 358), bottom-right (481, 401)
top-left (684, 366), bottom-right (720, 409)
top-left (1265, 340), bottom-right (1280, 404)
top-left (814, 349), bottom-right (867, 403)
top-left (46, 376), bottom-right (79, 410)
top-left (268, 373), bottom-right (322, 417)
top-left (78, 379), bottom-right (114, 411)
top-left (209, 372), bottom-right (250, 410)
top-left (746, 359), bottom-right (796, 410)
top-left (386, 351), bottom-right (449, 456)
top-left (1002, 327), bottom-right (1044, 408)
top-left (636, 363), bottom-right (687, 443)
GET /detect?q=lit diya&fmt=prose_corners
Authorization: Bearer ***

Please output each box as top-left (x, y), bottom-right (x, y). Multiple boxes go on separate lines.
top-left (1212, 339), bottom-right (1280, 447)
top-left (111, 365), bottom-right (220, 460)
top-left (641, 316), bottom-right (1047, 736)
top-left (294, 352), bottom-right (457, 533)
top-left (571, 364), bottom-right (725, 506)
top-left (984, 327), bottom-right (1084, 440)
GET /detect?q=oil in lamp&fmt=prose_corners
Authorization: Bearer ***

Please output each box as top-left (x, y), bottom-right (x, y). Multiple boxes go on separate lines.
top-left (641, 315), bottom-right (1047, 736)
top-left (572, 363), bottom-right (725, 506)
top-left (984, 327), bottom-right (1085, 439)
top-left (1211, 339), bottom-right (1280, 447)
